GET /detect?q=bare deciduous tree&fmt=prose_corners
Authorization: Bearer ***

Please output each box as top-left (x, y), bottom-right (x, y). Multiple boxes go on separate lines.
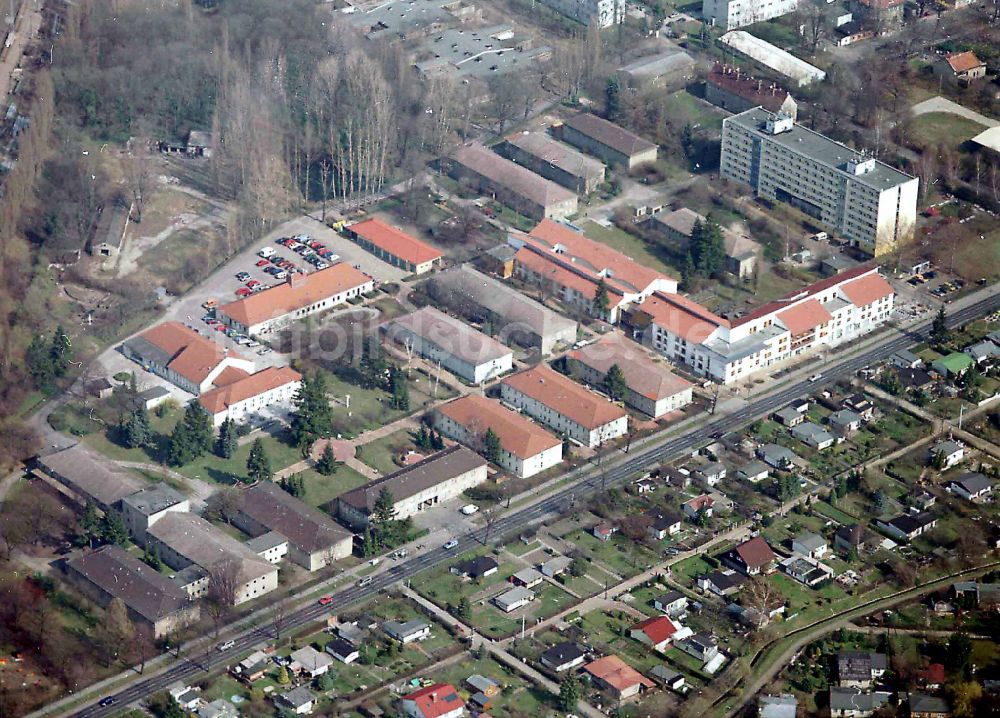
top-left (205, 557), bottom-right (242, 636)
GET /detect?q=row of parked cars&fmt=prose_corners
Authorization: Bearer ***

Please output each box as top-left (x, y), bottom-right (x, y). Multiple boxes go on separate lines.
top-left (201, 314), bottom-right (270, 353)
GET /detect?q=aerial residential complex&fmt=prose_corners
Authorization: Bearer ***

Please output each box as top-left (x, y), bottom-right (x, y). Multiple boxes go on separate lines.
top-left (720, 108), bottom-right (918, 256)
top-left (434, 394), bottom-right (563, 478)
top-left (217, 263), bottom-right (375, 335)
top-left (631, 264), bottom-right (894, 383)
top-left (500, 365), bottom-right (628, 448)
top-left (702, 0), bottom-right (798, 30)
top-left (508, 219), bottom-right (677, 322)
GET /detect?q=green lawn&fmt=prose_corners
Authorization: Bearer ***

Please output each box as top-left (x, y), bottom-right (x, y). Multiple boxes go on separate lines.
top-left (578, 220), bottom-right (682, 280)
top-left (297, 465), bottom-right (370, 509)
top-left (357, 429), bottom-right (421, 475)
top-left (658, 90), bottom-right (727, 133)
top-left (424, 654), bottom-right (557, 718)
top-left (909, 112), bottom-right (988, 148)
top-left (670, 555), bottom-right (716, 584)
top-left (563, 529), bottom-right (660, 578)
top-left (812, 501), bottom-right (859, 526)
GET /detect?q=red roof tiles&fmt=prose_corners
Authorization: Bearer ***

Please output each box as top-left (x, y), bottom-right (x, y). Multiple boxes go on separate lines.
top-left (777, 298), bottom-right (832, 336)
top-left (501, 365), bottom-right (626, 430)
top-left (632, 615), bottom-right (679, 645)
top-left (348, 218), bottom-right (442, 266)
top-left (840, 272), bottom-right (893, 307)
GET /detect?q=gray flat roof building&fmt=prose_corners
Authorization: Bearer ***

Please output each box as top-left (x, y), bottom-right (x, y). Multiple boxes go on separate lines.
top-left (413, 25), bottom-right (551, 78)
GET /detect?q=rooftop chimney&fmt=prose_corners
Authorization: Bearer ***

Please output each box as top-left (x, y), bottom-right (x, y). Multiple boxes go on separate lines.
top-left (288, 272), bottom-right (308, 289)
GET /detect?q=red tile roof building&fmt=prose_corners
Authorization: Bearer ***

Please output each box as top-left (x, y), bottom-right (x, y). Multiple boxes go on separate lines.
top-left (121, 321), bottom-right (256, 395)
top-left (434, 395), bottom-right (562, 479)
top-left (401, 683), bottom-right (465, 718)
top-left (346, 218), bottom-right (442, 274)
top-left (508, 220), bottom-right (677, 322)
top-left (584, 655), bottom-right (655, 699)
top-left (217, 264), bottom-right (375, 336)
top-left (568, 333), bottom-right (693, 418)
top-left (634, 265), bottom-right (893, 385)
top-left (500, 365), bottom-right (628, 449)
top-left (630, 616), bottom-right (680, 651)
top-left (198, 366), bottom-right (302, 426)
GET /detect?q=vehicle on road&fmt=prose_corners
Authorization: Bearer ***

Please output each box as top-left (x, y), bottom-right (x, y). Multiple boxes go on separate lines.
top-left (218, 640), bottom-right (235, 652)
top-left (392, 549), bottom-right (408, 559)
top-left (461, 504), bottom-right (479, 515)
top-left (443, 539), bottom-right (459, 550)
top-left (318, 595), bottom-right (334, 606)
top-left (808, 373), bottom-right (822, 382)
top-left (98, 697), bottom-right (116, 707)
top-left (357, 576), bottom-right (373, 588)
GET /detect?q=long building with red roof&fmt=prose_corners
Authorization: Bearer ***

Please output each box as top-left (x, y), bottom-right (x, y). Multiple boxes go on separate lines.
top-left (629, 264), bottom-right (894, 384)
top-left (507, 219), bottom-right (677, 322)
top-left (345, 218), bottom-right (442, 275)
top-left (217, 264), bottom-right (375, 336)
top-left (198, 365), bottom-right (302, 426)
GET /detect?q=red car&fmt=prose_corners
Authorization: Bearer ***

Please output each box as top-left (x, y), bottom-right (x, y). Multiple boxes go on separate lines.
top-left (255, 259), bottom-right (270, 267)
top-left (213, 324), bottom-right (227, 332)
top-left (246, 279), bottom-right (260, 289)
top-left (235, 287), bottom-right (252, 297)
top-left (318, 595), bottom-right (334, 606)
top-left (310, 241), bottom-right (324, 250)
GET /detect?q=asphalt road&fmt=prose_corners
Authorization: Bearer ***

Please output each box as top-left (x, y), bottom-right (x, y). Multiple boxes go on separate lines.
top-left (71, 287), bottom-right (1000, 718)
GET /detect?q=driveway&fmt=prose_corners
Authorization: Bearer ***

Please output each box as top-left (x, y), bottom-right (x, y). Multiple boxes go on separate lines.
top-left (911, 96), bottom-right (998, 128)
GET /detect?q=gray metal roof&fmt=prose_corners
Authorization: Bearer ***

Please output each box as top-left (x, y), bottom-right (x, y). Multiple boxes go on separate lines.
top-left (726, 107), bottom-right (915, 192)
top-left (121, 482), bottom-right (186, 516)
top-left (503, 131), bottom-right (605, 180)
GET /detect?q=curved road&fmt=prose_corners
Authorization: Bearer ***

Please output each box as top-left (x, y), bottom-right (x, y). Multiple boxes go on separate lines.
top-left (70, 289), bottom-right (1000, 718)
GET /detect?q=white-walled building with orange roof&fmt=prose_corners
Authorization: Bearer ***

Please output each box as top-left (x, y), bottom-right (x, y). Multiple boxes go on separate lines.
top-left (433, 394), bottom-right (562, 478)
top-left (217, 264), bottom-right (375, 336)
top-left (198, 365), bottom-right (302, 426)
top-left (121, 321), bottom-right (256, 395)
top-left (632, 264), bottom-right (893, 384)
top-left (500, 364), bottom-right (627, 448)
top-left (567, 333), bottom-right (693, 418)
top-left (507, 219), bottom-right (677, 322)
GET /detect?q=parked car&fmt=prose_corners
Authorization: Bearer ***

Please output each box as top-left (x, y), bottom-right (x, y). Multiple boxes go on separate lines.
top-left (246, 279), bottom-right (260, 289)
top-left (461, 504), bottom-right (479, 515)
top-left (314, 261), bottom-right (329, 270)
top-left (235, 272), bottom-right (251, 282)
top-left (236, 287), bottom-right (252, 297)
top-left (201, 299), bottom-right (218, 310)
top-left (213, 324), bottom-right (227, 332)
top-left (258, 247), bottom-right (275, 258)
top-left (255, 259), bottom-right (270, 267)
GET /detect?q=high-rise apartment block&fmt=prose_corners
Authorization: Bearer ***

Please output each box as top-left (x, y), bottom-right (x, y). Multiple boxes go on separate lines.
top-left (720, 107), bottom-right (917, 257)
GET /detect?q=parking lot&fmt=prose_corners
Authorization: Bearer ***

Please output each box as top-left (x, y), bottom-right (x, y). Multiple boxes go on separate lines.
top-left (92, 214), bottom-right (413, 397)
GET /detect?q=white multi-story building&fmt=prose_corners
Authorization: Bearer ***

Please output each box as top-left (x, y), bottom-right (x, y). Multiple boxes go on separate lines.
top-left (721, 108), bottom-right (918, 257)
top-left (500, 365), bottom-right (628, 448)
top-left (703, 0), bottom-right (799, 30)
top-left (634, 265), bottom-right (894, 384)
top-left (538, 0), bottom-right (623, 27)
top-left (198, 366), bottom-right (302, 427)
top-left (434, 395), bottom-right (563, 479)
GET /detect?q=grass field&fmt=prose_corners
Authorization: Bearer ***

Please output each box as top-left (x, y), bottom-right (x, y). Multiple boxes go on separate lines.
top-left (357, 429), bottom-right (421, 475)
top-left (563, 528), bottom-right (660, 578)
top-left (297, 465), bottom-right (370, 508)
top-left (909, 112), bottom-right (988, 148)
